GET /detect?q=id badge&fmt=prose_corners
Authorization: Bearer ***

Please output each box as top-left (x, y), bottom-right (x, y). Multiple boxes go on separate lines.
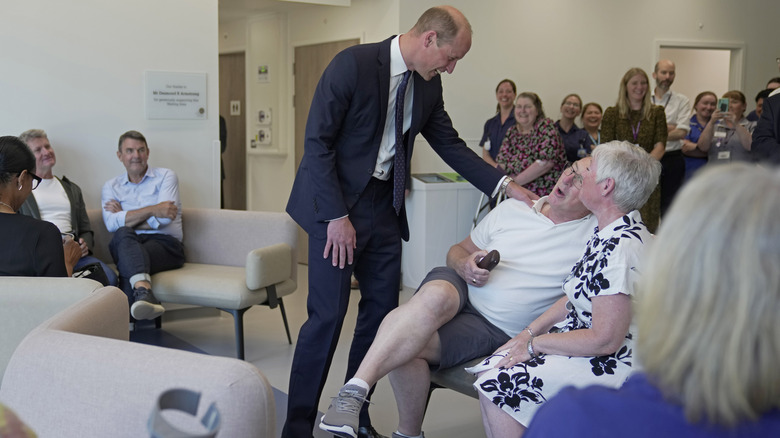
top-left (717, 150), bottom-right (731, 160)
top-left (714, 131), bottom-right (727, 138)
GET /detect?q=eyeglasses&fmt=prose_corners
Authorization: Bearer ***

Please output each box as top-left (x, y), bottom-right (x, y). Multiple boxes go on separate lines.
top-left (563, 101), bottom-right (581, 108)
top-left (564, 165), bottom-right (584, 189)
top-left (27, 172), bottom-right (42, 190)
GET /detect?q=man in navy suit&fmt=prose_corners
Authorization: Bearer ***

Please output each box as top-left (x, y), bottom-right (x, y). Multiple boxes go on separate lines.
top-left (752, 91), bottom-right (780, 164)
top-left (284, 6), bottom-right (536, 438)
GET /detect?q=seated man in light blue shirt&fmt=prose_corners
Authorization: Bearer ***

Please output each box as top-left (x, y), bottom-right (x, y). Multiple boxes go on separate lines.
top-left (102, 130), bottom-right (184, 321)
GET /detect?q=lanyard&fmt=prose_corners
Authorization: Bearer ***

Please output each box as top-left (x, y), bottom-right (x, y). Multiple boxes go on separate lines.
top-left (631, 120), bottom-right (641, 143)
top-left (589, 131), bottom-right (601, 145)
top-left (652, 93), bottom-right (671, 109)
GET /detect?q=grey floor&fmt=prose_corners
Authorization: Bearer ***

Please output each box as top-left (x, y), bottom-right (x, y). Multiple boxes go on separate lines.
top-left (154, 264), bottom-right (487, 438)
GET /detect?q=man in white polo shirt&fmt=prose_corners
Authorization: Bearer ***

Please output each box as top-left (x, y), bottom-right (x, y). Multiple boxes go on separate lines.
top-left (652, 59), bottom-right (691, 217)
top-left (320, 159), bottom-right (597, 438)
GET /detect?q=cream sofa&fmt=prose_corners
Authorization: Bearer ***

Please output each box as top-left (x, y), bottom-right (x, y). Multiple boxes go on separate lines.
top-left (0, 277), bottom-right (103, 378)
top-left (0, 284), bottom-right (275, 438)
top-left (88, 207), bottom-right (298, 359)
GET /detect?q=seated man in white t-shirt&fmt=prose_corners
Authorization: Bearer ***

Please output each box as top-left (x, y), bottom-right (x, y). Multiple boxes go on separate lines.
top-left (18, 129), bottom-right (117, 285)
top-left (320, 159), bottom-right (598, 438)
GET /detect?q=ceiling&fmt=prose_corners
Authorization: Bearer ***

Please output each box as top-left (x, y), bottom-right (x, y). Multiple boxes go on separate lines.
top-left (218, 0), bottom-right (350, 23)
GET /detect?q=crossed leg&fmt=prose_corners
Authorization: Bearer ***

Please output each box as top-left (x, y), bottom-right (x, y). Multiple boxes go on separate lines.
top-left (352, 278), bottom-right (461, 388)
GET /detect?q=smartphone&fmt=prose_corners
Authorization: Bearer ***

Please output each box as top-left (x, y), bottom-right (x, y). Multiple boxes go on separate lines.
top-left (718, 98), bottom-right (729, 113)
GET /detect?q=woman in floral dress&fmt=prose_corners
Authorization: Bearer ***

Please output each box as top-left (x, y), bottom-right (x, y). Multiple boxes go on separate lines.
top-left (468, 141), bottom-right (661, 437)
top-left (496, 92), bottom-right (567, 197)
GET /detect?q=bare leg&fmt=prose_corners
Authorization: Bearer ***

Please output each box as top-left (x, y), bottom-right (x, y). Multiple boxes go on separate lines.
top-left (352, 280), bottom-right (461, 385)
top-left (479, 393), bottom-right (526, 438)
top-left (388, 356), bottom-right (435, 436)
top-left (134, 280), bottom-right (152, 289)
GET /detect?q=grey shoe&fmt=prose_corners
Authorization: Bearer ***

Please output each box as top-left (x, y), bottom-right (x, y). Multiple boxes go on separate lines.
top-left (318, 384), bottom-right (368, 438)
top-left (130, 286), bottom-right (165, 320)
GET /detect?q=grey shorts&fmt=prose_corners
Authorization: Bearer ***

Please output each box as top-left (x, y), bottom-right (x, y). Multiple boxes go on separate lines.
top-left (416, 267), bottom-right (511, 370)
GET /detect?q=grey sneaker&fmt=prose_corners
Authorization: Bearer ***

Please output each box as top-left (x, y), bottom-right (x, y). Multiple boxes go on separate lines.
top-left (318, 384), bottom-right (368, 438)
top-left (391, 433), bottom-right (424, 438)
top-left (130, 286), bottom-right (165, 320)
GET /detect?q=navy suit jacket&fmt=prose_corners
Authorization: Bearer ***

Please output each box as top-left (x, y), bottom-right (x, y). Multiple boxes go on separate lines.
top-left (286, 36), bottom-right (503, 241)
top-left (752, 93), bottom-right (780, 164)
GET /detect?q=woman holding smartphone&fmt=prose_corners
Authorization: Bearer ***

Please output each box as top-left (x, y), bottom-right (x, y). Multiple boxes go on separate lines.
top-left (680, 91), bottom-right (717, 181)
top-left (696, 90), bottom-right (756, 165)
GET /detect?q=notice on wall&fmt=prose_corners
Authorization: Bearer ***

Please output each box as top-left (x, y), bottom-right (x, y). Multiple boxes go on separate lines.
top-left (145, 71), bottom-right (207, 120)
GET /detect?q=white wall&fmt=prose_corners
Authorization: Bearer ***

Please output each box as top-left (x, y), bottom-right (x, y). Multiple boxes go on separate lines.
top-left (227, 0), bottom-right (779, 211)
top-left (402, 0), bottom-right (780, 173)
top-left (1, 0), bottom-right (220, 210)
top-left (223, 0), bottom-right (400, 212)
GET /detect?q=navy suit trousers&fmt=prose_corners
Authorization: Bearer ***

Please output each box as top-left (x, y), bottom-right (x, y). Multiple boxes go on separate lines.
top-left (283, 177), bottom-right (402, 438)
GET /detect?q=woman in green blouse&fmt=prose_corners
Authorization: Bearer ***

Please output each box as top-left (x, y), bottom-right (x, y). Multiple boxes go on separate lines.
top-left (601, 67), bottom-right (667, 232)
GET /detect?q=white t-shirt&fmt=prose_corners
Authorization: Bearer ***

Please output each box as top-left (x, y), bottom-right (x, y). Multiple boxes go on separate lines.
top-left (32, 177), bottom-right (72, 234)
top-left (468, 197), bottom-right (597, 337)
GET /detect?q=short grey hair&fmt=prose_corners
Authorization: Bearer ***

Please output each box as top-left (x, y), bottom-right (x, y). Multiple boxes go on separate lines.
top-left (591, 141), bottom-right (660, 212)
top-left (18, 129), bottom-right (48, 145)
top-left (118, 130), bottom-right (147, 151)
top-left (637, 164), bottom-right (780, 425)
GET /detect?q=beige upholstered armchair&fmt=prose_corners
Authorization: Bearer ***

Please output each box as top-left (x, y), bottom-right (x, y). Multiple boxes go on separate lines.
top-left (89, 207), bottom-right (298, 359)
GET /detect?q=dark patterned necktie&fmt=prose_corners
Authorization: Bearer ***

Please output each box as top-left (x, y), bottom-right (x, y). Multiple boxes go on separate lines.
top-left (393, 70), bottom-right (412, 214)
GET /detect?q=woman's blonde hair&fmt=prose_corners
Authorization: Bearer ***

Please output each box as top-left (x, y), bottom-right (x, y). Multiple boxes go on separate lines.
top-left (637, 164), bottom-right (780, 426)
top-left (615, 67), bottom-right (652, 120)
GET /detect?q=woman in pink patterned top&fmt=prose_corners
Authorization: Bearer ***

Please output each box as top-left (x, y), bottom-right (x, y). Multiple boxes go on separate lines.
top-left (496, 92), bottom-right (567, 197)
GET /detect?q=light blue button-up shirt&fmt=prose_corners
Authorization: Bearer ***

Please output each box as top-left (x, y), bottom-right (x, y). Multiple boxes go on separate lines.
top-left (101, 166), bottom-right (183, 241)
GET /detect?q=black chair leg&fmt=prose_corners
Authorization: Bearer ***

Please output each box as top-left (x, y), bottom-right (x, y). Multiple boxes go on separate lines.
top-left (219, 307), bottom-right (249, 360)
top-left (278, 298), bottom-right (292, 344)
top-left (154, 315), bottom-right (162, 329)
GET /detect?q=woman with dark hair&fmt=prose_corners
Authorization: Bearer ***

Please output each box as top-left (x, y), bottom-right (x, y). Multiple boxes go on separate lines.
top-left (697, 90), bottom-right (756, 165)
top-left (601, 67), bottom-right (667, 232)
top-left (581, 102), bottom-right (603, 150)
top-left (496, 92), bottom-right (567, 197)
top-left (0, 136), bottom-right (80, 277)
top-left (555, 93), bottom-right (589, 163)
top-left (681, 91), bottom-right (717, 181)
top-left (479, 79), bottom-right (517, 168)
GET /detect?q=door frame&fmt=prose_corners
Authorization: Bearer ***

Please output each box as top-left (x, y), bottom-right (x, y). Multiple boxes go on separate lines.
top-left (654, 39), bottom-right (746, 91)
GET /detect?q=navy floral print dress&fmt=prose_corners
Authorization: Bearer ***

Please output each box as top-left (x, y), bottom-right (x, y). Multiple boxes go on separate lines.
top-left (468, 211), bottom-right (651, 426)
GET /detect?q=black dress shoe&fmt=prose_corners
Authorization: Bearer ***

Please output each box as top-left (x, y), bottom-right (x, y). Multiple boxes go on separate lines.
top-left (358, 426), bottom-right (388, 438)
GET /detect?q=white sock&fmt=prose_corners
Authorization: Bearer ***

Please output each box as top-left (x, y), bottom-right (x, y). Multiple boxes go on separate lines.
top-left (394, 431), bottom-right (423, 438)
top-left (345, 378), bottom-right (370, 392)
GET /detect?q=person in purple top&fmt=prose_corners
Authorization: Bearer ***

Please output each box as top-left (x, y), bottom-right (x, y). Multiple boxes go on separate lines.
top-left (525, 164), bottom-right (780, 438)
top-left (479, 79), bottom-right (517, 168)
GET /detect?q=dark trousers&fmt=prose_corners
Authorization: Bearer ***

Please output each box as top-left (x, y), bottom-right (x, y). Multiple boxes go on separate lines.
top-left (660, 150), bottom-right (685, 218)
top-left (282, 178), bottom-right (402, 438)
top-left (108, 227), bottom-right (185, 305)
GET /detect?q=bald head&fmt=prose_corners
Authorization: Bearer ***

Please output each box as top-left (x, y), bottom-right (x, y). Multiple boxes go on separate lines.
top-left (653, 59), bottom-right (676, 91)
top-left (409, 5), bottom-right (472, 45)
top-left (400, 5), bottom-right (472, 81)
